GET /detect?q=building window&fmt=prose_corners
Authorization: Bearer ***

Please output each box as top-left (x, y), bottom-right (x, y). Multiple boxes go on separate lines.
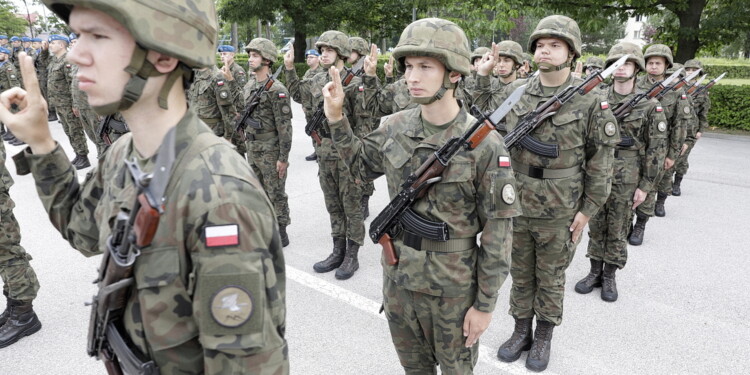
top-left (634, 30), bottom-right (641, 39)
top-left (635, 14), bottom-right (643, 22)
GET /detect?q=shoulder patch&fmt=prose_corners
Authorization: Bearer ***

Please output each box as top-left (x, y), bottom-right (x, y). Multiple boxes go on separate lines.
top-left (204, 224), bottom-right (239, 247)
top-left (683, 106), bottom-right (690, 114)
top-left (656, 106), bottom-right (663, 112)
top-left (65, 64), bottom-right (71, 68)
top-left (359, 85), bottom-right (364, 92)
top-left (600, 101), bottom-right (609, 110)
top-left (498, 156), bottom-right (511, 168)
top-left (210, 286), bottom-right (254, 328)
top-left (604, 122), bottom-right (617, 136)
top-left (657, 121), bottom-right (667, 132)
top-left (281, 105), bottom-right (291, 114)
top-left (501, 184), bottom-right (516, 204)
top-left (217, 80), bottom-right (225, 86)
top-left (278, 92), bottom-right (287, 98)
top-left (681, 94), bottom-right (687, 100)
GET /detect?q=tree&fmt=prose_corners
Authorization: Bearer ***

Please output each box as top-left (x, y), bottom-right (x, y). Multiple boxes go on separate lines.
top-left (0, 0), bottom-right (30, 36)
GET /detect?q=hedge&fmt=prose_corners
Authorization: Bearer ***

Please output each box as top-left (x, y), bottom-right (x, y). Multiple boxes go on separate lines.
top-left (706, 85), bottom-right (750, 131)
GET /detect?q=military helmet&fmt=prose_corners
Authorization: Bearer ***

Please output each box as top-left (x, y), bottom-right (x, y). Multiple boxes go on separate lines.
top-left (496, 41), bottom-right (524, 66)
top-left (471, 47), bottom-right (491, 64)
top-left (316, 30), bottom-right (351, 58)
top-left (528, 15), bottom-right (582, 58)
top-left (606, 42), bottom-right (645, 72)
top-left (41, 0), bottom-right (218, 68)
top-left (349, 37), bottom-right (369, 56)
top-left (584, 56), bottom-right (605, 70)
top-left (684, 59), bottom-right (703, 72)
top-left (245, 38), bottom-right (278, 62)
top-left (393, 18), bottom-right (471, 76)
top-left (643, 44), bottom-right (673, 68)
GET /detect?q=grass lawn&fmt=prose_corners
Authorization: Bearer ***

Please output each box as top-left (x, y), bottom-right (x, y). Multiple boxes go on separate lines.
top-left (716, 78), bottom-right (750, 86)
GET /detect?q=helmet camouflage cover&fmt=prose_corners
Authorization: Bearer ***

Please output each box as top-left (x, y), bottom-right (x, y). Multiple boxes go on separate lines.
top-left (528, 15), bottom-right (582, 58)
top-left (245, 38), bottom-right (278, 62)
top-left (349, 37), bottom-right (369, 56)
top-left (393, 18), bottom-right (471, 76)
top-left (497, 40), bottom-right (524, 66)
top-left (684, 59), bottom-right (703, 72)
top-left (606, 41), bottom-right (645, 72)
top-left (643, 44), bottom-right (674, 68)
top-left (471, 46), bottom-right (491, 63)
top-left (585, 56), bottom-right (605, 69)
top-left (667, 62), bottom-right (686, 77)
top-left (316, 30), bottom-right (351, 58)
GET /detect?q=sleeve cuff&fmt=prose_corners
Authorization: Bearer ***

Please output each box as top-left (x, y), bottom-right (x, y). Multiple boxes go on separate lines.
top-left (580, 198), bottom-right (600, 218)
top-left (26, 143), bottom-right (72, 180)
top-left (476, 74), bottom-right (492, 90)
top-left (473, 289), bottom-right (497, 313)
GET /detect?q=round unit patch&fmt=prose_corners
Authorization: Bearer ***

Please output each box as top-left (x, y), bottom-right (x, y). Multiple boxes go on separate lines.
top-left (282, 105), bottom-right (291, 114)
top-left (604, 122), bottom-right (617, 136)
top-left (501, 184), bottom-right (516, 205)
top-left (657, 122), bottom-right (667, 132)
top-left (683, 106), bottom-right (690, 114)
top-left (210, 286), bottom-right (254, 328)
top-left (219, 91), bottom-right (229, 99)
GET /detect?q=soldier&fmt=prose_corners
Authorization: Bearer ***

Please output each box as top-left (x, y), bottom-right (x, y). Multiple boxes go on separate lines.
top-left (242, 38), bottom-right (293, 247)
top-left (218, 45), bottom-right (247, 88)
top-left (31, 38), bottom-right (42, 52)
top-left (71, 65), bottom-right (107, 157)
top-left (464, 46), bottom-right (491, 92)
top-left (0, 36), bottom-right (7, 48)
top-left (10, 37), bottom-right (22, 68)
top-left (68, 33), bottom-right (77, 48)
top-left (284, 30), bottom-right (366, 280)
top-left (348, 37), bottom-right (369, 66)
top-left (472, 41), bottom-right (526, 113)
top-left (485, 16), bottom-right (619, 371)
top-left (575, 42), bottom-right (667, 302)
top-left (324, 18), bottom-right (520, 373)
top-left (303, 49), bottom-right (324, 162)
top-left (584, 56), bottom-right (604, 77)
top-left (35, 39), bottom-right (56, 122)
top-left (21, 37), bottom-right (37, 61)
top-left (672, 59), bottom-right (710, 196)
top-left (3, 0), bottom-right (288, 373)
top-left (491, 41), bottom-right (524, 90)
top-left (47, 34), bottom-right (91, 169)
top-left (628, 44), bottom-right (689, 245)
top-left (0, 47), bottom-right (24, 146)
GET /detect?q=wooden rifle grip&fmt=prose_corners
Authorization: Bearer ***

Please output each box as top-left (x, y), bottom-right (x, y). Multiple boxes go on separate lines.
top-left (312, 131), bottom-right (322, 146)
top-left (379, 233), bottom-right (398, 266)
top-left (133, 194), bottom-right (160, 248)
top-left (581, 76), bottom-right (602, 94)
top-left (467, 120), bottom-right (496, 150)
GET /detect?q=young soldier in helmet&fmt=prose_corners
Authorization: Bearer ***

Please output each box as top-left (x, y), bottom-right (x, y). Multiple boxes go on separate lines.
top-left (472, 40), bottom-right (524, 112)
top-left (574, 42), bottom-right (667, 302)
top-left (325, 18), bottom-right (520, 374)
top-left (628, 44), bottom-right (690, 245)
top-left (242, 38), bottom-right (293, 247)
top-left (464, 46), bottom-right (491, 92)
top-left (483, 16), bottom-right (619, 371)
top-left (284, 30), bottom-right (366, 280)
top-left (2, 1), bottom-right (288, 373)
top-left (671, 59), bottom-right (709, 196)
top-left (584, 56), bottom-right (605, 77)
top-left (493, 41), bottom-right (524, 88)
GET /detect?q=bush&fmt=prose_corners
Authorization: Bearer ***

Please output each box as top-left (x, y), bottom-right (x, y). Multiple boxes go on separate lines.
top-left (706, 84), bottom-right (750, 131)
top-left (703, 65), bottom-right (750, 79)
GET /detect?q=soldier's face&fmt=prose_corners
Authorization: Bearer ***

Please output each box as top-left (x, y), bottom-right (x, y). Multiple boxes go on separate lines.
top-left (349, 51), bottom-right (360, 64)
top-left (12, 41), bottom-right (20, 47)
top-left (496, 56), bottom-right (515, 75)
top-left (614, 61), bottom-right (636, 79)
top-left (404, 56), bottom-right (451, 98)
top-left (646, 57), bottom-right (667, 76)
top-left (32, 42), bottom-right (40, 49)
top-left (66, 7), bottom-right (137, 108)
top-left (247, 51), bottom-right (264, 70)
top-left (306, 55), bottom-right (319, 68)
top-left (534, 38), bottom-right (571, 66)
top-left (685, 67), bottom-right (699, 78)
top-left (48, 40), bottom-right (65, 54)
top-left (320, 46), bottom-right (337, 66)
top-left (220, 52), bottom-right (234, 66)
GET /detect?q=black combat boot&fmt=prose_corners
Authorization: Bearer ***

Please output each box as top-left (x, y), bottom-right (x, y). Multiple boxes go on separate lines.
top-left (313, 237), bottom-right (347, 273)
top-left (73, 154), bottom-right (91, 170)
top-left (672, 174), bottom-right (683, 196)
top-left (575, 259), bottom-right (603, 294)
top-left (628, 213), bottom-right (649, 246)
top-left (361, 195), bottom-right (370, 219)
top-left (279, 226), bottom-right (289, 247)
top-left (497, 317), bottom-right (533, 362)
top-left (654, 192), bottom-right (668, 217)
top-left (526, 320), bottom-right (554, 372)
top-left (48, 108), bottom-right (58, 122)
top-left (0, 299), bottom-right (42, 348)
top-left (335, 240), bottom-right (360, 280)
top-left (601, 263), bottom-right (619, 302)
top-left (305, 152), bottom-right (317, 161)
top-left (0, 291), bottom-right (9, 327)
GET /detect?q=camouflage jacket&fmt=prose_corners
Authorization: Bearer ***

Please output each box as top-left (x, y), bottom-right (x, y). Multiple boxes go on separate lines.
top-left (363, 75), bottom-right (475, 120)
top-left (228, 62), bottom-right (248, 88)
top-left (285, 66), bottom-right (363, 160)
top-left (328, 106), bottom-right (521, 312)
top-left (242, 75), bottom-right (293, 162)
top-left (47, 53), bottom-right (75, 108)
top-left (0, 134), bottom-right (13, 192)
top-left (693, 89), bottom-right (711, 134)
top-left (503, 73), bottom-right (620, 219)
top-left (0, 61), bottom-right (20, 90)
top-left (35, 48), bottom-right (51, 80)
top-left (300, 66), bottom-right (325, 121)
top-left (12, 47), bottom-right (36, 69)
top-left (637, 75), bottom-right (689, 161)
top-left (604, 85), bottom-right (668, 192)
top-left (463, 71), bottom-right (477, 92)
top-left (187, 67), bottom-right (242, 137)
top-left (21, 110), bottom-right (288, 373)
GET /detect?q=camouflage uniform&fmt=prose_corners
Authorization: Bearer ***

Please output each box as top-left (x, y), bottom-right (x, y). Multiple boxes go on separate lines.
top-left (242, 72), bottom-right (293, 230)
top-left (35, 48), bottom-right (52, 105)
top-left (187, 66), bottom-right (244, 154)
top-left (673, 59), bottom-right (711, 193)
top-left (71, 65), bottom-right (107, 157)
top-left (0, 60), bottom-right (19, 93)
top-left (300, 65), bottom-right (325, 121)
top-left (47, 53), bottom-right (90, 158)
top-left (228, 61), bottom-right (247, 88)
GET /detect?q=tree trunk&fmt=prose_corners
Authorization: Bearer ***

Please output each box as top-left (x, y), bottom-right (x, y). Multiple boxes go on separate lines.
top-left (231, 23), bottom-right (239, 51)
top-left (672, 0), bottom-right (706, 63)
top-left (294, 29), bottom-right (307, 63)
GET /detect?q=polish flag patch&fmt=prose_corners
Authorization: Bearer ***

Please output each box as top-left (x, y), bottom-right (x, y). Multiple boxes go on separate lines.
top-left (217, 81), bottom-right (225, 86)
top-left (278, 92), bottom-right (287, 98)
top-left (681, 94), bottom-right (687, 99)
top-left (205, 224), bottom-right (239, 247)
top-left (359, 85), bottom-right (364, 92)
top-left (498, 156), bottom-right (511, 167)
top-left (656, 106), bottom-right (663, 112)
top-left (600, 101), bottom-right (609, 110)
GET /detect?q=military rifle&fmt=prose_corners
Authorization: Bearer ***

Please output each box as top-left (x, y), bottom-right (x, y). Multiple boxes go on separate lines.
top-left (655, 69), bottom-right (701, 101)
top-left (98, 114), bottom-right (130, 146)
top-left (305, 58), bottom-right (365, 145)
top-left (691, 72), bottom-right (726, 98)
top-left (686, 74), bottom-right (708, 95)
top-left (86, 128), bottom-right (176, 375)
top-left (234, 65), bottom-right (284, 141)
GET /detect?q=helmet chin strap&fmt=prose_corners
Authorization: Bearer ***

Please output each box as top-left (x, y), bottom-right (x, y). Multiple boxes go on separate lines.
top-left (499, 65), bottom-right (519, 78)
top-left (538, 54), bottom-right (574, 72)
top-left (91, 44), bottom-right (191, 116)
top-left (410, 71), bottom-right (457, 105)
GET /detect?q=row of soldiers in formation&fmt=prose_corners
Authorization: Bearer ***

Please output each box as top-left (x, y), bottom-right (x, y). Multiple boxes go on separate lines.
top-left (0, 6), bottom-right (715, 374)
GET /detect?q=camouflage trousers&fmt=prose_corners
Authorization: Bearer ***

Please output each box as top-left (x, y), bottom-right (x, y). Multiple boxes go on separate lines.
top-left (248, 149), bottom-right (290, 227)
top-left (318, 158), bottom-right (365, 244)
top-left (637, 167), bottom-right (667, 218)
top-left (509, 216), bottom-right (580, 326)
top-left (227, 123), bottom-right (246, 157)
top-left (0, 190), bottom-right (40, 302)
top-left (57, 104), bottom-right (89, 156)
top-left (78, 106), bottom-right (107, 158)
top-left (587, 183), bottom-right (636, 269)
top-left (674, 142), bottom-right (696, 177)
top-left (383, 276), bottom-right (478, 374)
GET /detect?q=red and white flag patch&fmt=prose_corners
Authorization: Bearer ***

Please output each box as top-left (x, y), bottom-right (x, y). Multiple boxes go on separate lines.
top-left (681, 94), bottom-right (687, 99)
top-left (205, 224), bottom-right (239, 247)
top-left (498, 156), bottom-right (511, 167)
top-left (600, 101), bottom-right (609, 110)
top-left (656, 106), bottom-right (663, 112)
top-left (217, 81), bottom-right (225, 86)
top-left (278, 92), bottom-right (287, 98)
top-left (359, 85), bottom-right (364, 92)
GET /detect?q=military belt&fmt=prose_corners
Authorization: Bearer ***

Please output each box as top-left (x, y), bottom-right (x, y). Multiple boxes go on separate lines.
top-left (512, 159), bottom-right (581, 179)
top-left (614, 149), bottom-right (639, 158)
top-left (401, 231), bottom-right (476, 253)
top-left (200, 117), bottom-right (220, 125)
top-left (246, 130), bottom-right (278, 141)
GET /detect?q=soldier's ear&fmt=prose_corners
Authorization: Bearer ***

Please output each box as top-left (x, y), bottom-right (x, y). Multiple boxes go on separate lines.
top-left (448, 70), bottom-right (462, 84)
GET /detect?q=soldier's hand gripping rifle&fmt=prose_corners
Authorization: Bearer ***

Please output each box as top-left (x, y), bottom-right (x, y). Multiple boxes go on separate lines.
top-left (691, 72), bottom-right (726, 98)
top-left (235, 65), bottom-right (284, 141)
top-left (86, 128), bottom-right (176, 375)
top-left (369, 81), bottom-right (528, 266)
top-left (503, 55), bottom-right (629, 152)
top-left (305, 58), bottom-right (365, 145)
top-left (610, 68), bottom-right (683, 147)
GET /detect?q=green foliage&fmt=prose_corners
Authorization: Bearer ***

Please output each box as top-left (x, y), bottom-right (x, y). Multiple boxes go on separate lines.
top-left (707, 84), bottom-right (750, 131)
top-left (0, 0), bottom-right (30, 36)
top-left (715, 79), bottom-right (750, 86)
top-left (703, 65), bottom-right (750, 79)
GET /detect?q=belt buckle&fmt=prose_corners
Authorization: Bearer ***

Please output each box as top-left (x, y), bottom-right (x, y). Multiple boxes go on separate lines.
top-left (528, 165), bottom-right (544, 179)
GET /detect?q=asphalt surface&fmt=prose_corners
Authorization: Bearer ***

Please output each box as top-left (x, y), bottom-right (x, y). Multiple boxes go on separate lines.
top-left (2, 102), bottom-right (749, 374)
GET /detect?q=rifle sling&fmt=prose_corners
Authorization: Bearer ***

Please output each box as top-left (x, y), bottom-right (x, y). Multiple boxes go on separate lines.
top-left (246, 130), bottom-right (278, 141)
top-left (512, 159), bottom-right (581, 179)
top-left (106, 322), bottom-right (159, 375)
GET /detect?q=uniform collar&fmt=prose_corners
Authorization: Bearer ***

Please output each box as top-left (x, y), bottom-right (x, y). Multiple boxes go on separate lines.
top-left (399, 105), bottom-right (473, 149)
top-left (524, 72), bottom-right (575, 97)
